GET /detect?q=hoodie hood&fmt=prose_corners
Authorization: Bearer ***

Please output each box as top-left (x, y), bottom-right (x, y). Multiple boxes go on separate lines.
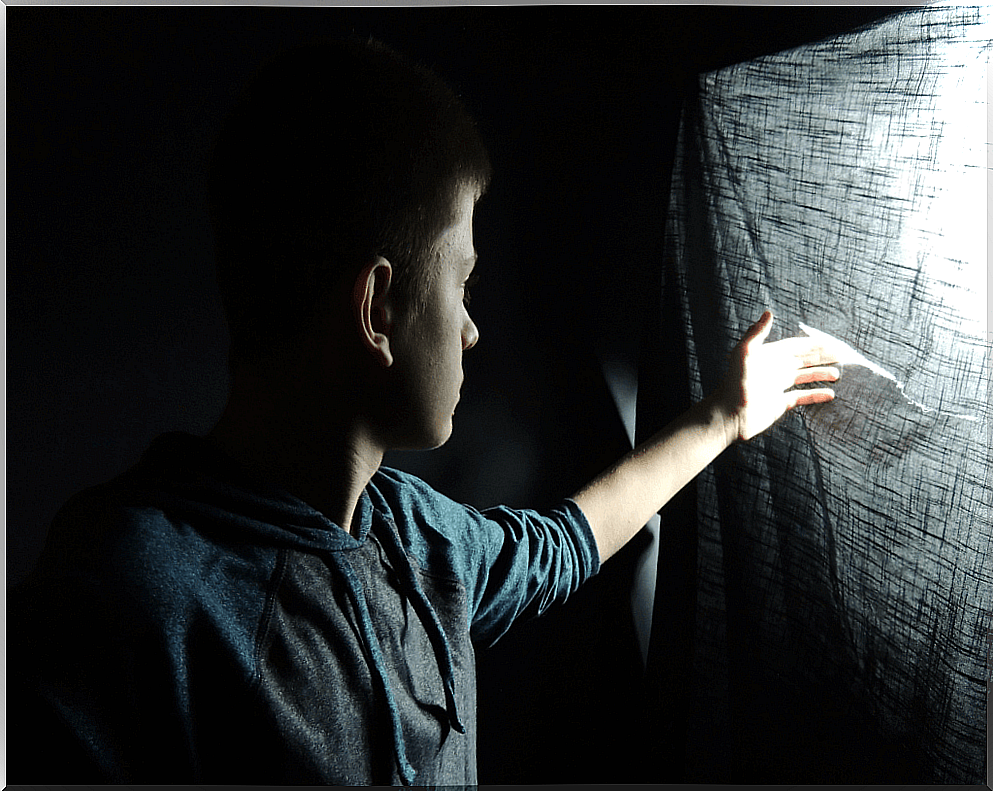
top-left (126, 432), bottom-right (372, 553)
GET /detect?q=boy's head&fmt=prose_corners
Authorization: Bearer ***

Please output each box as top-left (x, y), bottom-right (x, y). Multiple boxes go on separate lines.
top-left (208, 36), bottom-right (492, 367)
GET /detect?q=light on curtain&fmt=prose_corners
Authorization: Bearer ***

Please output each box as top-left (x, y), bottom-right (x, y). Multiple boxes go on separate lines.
top-left (650, 3), bottom-right (990, 783)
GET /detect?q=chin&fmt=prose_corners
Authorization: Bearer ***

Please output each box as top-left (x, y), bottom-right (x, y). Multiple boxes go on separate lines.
top-left (425, 421), bottom-right (455, 450)
top-left (393, 418), bottom-right (454, 452)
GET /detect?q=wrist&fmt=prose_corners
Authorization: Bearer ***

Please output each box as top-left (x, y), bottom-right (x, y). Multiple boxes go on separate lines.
top-left (703, 387), bottom-right (741, 449)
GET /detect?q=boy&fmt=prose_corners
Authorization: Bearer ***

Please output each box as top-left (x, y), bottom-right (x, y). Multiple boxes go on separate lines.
top-left (8, 37), bottom-right (839, 785)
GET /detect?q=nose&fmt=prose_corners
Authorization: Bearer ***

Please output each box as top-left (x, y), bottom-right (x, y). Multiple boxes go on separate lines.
top-left (462, 316), bottom-right (479, 351)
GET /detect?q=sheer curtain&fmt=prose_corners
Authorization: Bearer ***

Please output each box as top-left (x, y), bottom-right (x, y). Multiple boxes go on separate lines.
top-left (643, 4), bottom-right (990, 783)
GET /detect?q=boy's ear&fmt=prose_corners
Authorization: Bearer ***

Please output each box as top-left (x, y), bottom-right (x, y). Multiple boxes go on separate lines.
top-left (353, 256), bottom-right (395, 367)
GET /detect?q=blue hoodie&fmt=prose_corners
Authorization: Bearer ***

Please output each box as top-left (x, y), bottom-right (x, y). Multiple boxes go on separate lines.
top-left (8, 432), bottom-right (600, 785)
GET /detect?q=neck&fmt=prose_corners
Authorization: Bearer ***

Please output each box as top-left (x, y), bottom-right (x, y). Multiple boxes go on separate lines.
top-left (207, 362), bottom-right (383, 536)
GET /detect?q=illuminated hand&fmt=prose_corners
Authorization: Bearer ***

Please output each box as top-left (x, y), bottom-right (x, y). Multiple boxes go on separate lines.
top-left (717, 310), bottom-right (840, 443)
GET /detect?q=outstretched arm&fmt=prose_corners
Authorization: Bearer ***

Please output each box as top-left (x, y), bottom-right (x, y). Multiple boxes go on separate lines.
top-left (572, 311), bottom-right (839, 562)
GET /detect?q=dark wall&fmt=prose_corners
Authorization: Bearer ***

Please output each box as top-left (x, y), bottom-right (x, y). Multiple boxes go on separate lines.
top-left (7, 7), bottom-right (903, 783)
top-left (8, 5), bottom-right (671, 584)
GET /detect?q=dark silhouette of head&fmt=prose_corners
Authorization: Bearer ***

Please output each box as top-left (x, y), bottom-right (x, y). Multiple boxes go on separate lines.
top-left (208, 36), bottom-right (492, 366)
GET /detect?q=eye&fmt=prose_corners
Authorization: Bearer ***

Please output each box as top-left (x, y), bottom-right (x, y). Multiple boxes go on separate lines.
top-left (462, 272), bottom-right (480, 307)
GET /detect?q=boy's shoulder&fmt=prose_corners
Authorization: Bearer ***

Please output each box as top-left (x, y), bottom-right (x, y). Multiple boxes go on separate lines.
top-left (372, 464), bottom-right (458, 508)
top-left (369, 464), bottom-right (487, 560)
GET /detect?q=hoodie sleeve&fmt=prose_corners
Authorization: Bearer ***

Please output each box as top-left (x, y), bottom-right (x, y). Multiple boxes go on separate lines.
top-left (372, 468), bottom-right (601, 649)
top-left (463, 499), bottom-right (601, 648)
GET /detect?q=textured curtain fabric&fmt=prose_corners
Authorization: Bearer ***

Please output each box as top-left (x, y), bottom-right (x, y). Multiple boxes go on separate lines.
top-left (649, 4), bottom-right (990, 783)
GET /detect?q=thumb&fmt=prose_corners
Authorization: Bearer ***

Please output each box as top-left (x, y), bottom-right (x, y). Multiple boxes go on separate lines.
top-left (744, 310), bottom-right (774, 350)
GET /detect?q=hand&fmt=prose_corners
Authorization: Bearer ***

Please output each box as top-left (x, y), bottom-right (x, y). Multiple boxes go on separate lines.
top-left (716, 310), bottom-right (840, 443)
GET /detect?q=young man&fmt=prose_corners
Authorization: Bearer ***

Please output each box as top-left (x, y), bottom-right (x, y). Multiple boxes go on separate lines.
top-left (8, 37), bottom-right (839, 785)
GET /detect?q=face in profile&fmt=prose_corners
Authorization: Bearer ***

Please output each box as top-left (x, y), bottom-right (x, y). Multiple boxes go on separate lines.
top-left (386, 187), bottom-right (481, 450)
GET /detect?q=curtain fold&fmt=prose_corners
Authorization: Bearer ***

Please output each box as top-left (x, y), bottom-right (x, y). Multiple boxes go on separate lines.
top-left (650, 4), bottom-right (990, 783)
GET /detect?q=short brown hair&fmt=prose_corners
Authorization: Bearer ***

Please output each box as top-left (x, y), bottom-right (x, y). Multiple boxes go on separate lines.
top-left (208, 36), bottom-right (492, 363)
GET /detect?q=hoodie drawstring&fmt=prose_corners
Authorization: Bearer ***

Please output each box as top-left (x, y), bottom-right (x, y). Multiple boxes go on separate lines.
top-left (329, 553), bottom-right (417, 786)
top-left (375, 517), bottom-right (465, 736)
top-left (329, 514), bottom-right (465, 788)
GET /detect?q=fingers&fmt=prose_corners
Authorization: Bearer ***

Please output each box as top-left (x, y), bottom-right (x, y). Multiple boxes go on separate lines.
top-left (799, 345), bottom-right (841, 368)
top-left (735, 313), bottom-right (840, 419)
top-left (788, 387), bottom-right (835, 409)
top-left (794, 366), bottom-right (840, 385)
top-left (770, 337), bottom-right (841, 367)
top-left (742, 314), bottom-right (845, 369)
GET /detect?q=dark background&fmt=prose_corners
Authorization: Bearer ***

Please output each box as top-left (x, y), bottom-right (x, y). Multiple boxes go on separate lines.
top-left (7, 6), bottom-right (904, 782)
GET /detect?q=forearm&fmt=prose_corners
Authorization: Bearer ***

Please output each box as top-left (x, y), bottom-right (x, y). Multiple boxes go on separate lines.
top-left (572, 392), bottom-right (735, 562)
top-left (573, 311), bottom-right (840, 564)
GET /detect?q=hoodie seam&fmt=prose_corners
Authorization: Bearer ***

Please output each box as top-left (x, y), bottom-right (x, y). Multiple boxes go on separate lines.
top-left (250, 546), bottom-right (289, 690)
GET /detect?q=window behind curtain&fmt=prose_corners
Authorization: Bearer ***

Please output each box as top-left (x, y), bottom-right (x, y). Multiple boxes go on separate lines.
top-left (651, 4), bottom-right (990, 783)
